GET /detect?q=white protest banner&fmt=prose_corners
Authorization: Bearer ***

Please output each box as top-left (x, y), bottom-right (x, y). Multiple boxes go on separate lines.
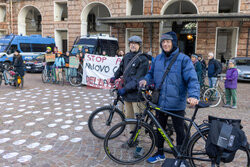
top-left (82, 54), bottom-right (122, 89)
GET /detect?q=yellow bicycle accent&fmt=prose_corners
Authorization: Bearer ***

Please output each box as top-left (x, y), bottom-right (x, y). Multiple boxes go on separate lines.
top-left (134, 129), bottom-right (141, 142)
top-left (158, 128), bottom-right (174, 148)
top-left (17, 76), bottom-right (22, 84)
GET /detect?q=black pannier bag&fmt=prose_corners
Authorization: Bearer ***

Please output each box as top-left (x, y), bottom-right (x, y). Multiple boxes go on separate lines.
top-left (205, 116), bottom-right (248, 164)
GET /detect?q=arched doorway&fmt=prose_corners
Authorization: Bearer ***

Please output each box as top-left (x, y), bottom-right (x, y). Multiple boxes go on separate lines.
top-left (126, 0), bottom-right (144, 15)
top-left (160, 0), bottom-right (198, 56)
top-left (18, 6), bottom-right (42, 36)
top-left (81, 2), bottom-right (111, 36)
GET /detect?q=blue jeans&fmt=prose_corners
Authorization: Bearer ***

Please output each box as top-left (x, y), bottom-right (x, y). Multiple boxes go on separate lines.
top-left (69, 68), bottom-right (77, 77)
top-left (209, 77), bottom-right (217, 88)
top-left (64, 68), bottom-right (70, 81)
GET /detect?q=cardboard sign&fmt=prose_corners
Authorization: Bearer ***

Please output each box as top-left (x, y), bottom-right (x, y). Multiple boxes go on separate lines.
top-left (69, 56), bottom-right (79, 68)
top-left (82, 54), bottom-right (122, 89)
top-left (45, 54), bottom-right (55, 63)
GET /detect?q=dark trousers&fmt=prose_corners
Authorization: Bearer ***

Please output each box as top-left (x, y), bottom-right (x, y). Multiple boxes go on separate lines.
top-left (156, 110), bottom-right (185, 155)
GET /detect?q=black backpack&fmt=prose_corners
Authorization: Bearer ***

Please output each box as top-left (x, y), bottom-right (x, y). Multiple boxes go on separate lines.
top-left (205, 116), bottom-right (247, 164)
top-left (200, 60), bottom-right (206, 78)
top-left (215, 60), bottom-right (222, 74)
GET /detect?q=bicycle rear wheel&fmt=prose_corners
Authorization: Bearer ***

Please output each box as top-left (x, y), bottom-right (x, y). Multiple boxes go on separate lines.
top-left (187, 128), bottom-right (250, 167)
top-left (104, 120), bottom-right (156, 165)
top-left (203, 88), bottom-right (221, 107)
top-left (69, 72), bottom-right (82, 87)
top-left (88, 106), bottom-right (125, 139)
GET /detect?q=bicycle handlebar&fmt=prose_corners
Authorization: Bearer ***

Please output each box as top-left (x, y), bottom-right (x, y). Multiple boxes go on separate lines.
top-left (139, 87), bottom-right (158, 109)
top-left (139, 86), bottom-right (210, 109)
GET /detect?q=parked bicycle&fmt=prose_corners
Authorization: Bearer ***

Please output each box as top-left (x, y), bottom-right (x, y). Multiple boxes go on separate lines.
top-left (42, 64), bottom-right (64, 86)
top-left (103, 87), bottom-right (249, 166)
top-left (88, 84), bottom-right (125, 139)
top-left (69, 63), bottom-right (83, 87)
top-left (0, 63), bottom-right (23, 88)
top-left (203, 74), bottom-right (226, 107)
top-left (88, 83), bottom-right (189, 146)
top-left (42, 64), bottom-right (55, 83)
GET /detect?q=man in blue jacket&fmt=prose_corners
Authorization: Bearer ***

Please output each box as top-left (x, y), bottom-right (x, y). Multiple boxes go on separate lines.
top-left (140, 31), bottom-right (200, 163)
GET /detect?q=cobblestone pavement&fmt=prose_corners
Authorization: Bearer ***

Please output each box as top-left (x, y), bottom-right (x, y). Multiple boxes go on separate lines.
top-left (0, 74), bottom-right (249, 167)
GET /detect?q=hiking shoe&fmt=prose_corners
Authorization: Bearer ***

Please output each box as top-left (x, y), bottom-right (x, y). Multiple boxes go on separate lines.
top-left (223, 104), bottom-right (231, 108)
top-left (147, 152), bottom-right (165, 163)
top-left (133, 146), bottom-right (144, 158)
top-left (231, 106), bottom-right (237, 109)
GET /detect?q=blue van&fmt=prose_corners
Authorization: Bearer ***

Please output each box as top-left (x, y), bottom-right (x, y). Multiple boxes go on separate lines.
top-left (0, 34), bottom-right (55, 67)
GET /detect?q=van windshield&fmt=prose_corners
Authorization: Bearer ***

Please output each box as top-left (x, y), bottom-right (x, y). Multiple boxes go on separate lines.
top-left (236, 59), bottom-right (250, 66)
top-left (71, 45), bottom-right (95, 55)
top-left (71, 38), bottom-right (97, 55)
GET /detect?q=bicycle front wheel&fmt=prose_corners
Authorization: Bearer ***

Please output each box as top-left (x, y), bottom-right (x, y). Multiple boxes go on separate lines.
top-left (187, 128), bottom-right (250, 167)
top-left (69, 72), bottom-right (82, 87)
top-left (203, 88), bottom-right (221, 107)
top-left (104, 120), bottom-right (156, 165)
top-left (88, 106), bottom-right (125, 139)
top-left (41, 70), bottom-right (48, 83)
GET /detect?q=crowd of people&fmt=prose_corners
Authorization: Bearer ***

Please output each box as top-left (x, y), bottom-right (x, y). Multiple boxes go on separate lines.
top-left (109, 31), bottom-right (239, 164)
top-left (43, 45), bottom-right (126, 83)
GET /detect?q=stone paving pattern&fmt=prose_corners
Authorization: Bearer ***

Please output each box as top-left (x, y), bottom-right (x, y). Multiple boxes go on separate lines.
top-left (0, 74), bottom-right (249, 167)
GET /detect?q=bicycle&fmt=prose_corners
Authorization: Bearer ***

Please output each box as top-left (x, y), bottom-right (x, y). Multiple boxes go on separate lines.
top-left (103, 88), bottom-right (249, 166)
top-left (42, 64), bottom-right (56, 83)
top-left (0, 63), bottom-right (24, 89)
top-left (88, 84), bottom-right (189, 143)
top-left (69, 63), bottom-right (83, 87)
top-left (200, 83), bottom-right (209, 101)
top-left (203, 75), bottom-right (226, 107)
top-left (88, 86), bottom-right (125, 139)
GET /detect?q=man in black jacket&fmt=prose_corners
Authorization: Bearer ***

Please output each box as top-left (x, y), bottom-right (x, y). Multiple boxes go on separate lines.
top-left (110, 36), bottom-right (150, 119)
top-left (207, 52), bottom-right (221, 88)
top-left (13, 50), bottom-right (24, 77)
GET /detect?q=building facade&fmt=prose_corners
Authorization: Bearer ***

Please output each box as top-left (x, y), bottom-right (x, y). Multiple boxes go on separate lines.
top-left (0, 0), bottom-right (249, 60)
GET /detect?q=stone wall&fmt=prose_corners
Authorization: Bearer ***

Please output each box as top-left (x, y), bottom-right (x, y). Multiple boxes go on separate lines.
top-left (0, 0), bottom-right (249, 57)
top-left (197, 21), bottom-right (250, 59)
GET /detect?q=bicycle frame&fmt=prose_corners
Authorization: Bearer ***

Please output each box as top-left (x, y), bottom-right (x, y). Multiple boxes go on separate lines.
top-left (129, 99), bottom-right (210, 163)
top-left (2, 69), bottom-right (14, 84)
top-left (106, 89), bottom-right (124, 126)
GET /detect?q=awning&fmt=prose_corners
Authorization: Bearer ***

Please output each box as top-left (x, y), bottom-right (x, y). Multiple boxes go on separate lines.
top-left (98, 13), bottom-right (250, 24)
